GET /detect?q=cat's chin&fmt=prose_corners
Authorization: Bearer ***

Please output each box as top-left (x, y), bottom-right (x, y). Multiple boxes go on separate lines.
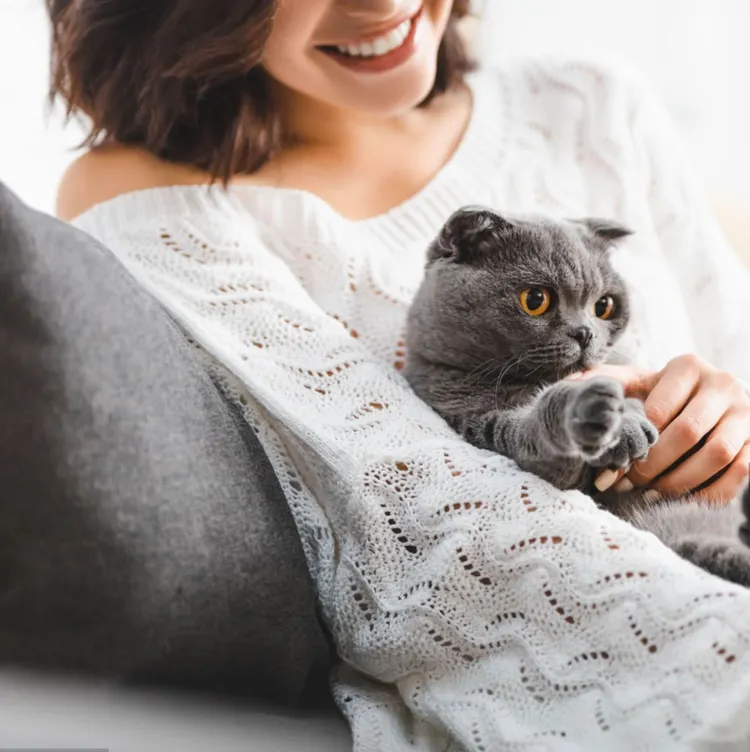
top-left (576, 350), bottom-right (607, 370)
top-left (555, 352), bottom-right (606, 378)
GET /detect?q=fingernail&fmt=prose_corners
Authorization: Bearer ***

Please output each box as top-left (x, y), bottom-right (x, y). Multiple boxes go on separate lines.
top-left (613, 477), bottom-right (634, 492)
top-left (595, 469), bottom-right (619, 491)
top-left (643, 490), bottom-right (662, 504)
top-left (566, 371), bottom-right (583, 380)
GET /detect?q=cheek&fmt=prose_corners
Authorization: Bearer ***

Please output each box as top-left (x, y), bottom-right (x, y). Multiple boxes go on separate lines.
top-left (261, 0), bottom-right (327, 86)
top-left (605, 317), bottom-right (627, 342)
top-left (501, 304), bottom-right (549, 340)
top-left (425, 0), bottom-right (454, 37)
top-left (261, 0), bottom-right (458, 116)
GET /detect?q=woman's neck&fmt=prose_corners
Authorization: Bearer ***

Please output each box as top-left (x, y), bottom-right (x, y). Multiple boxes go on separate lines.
top-left (239, 82), bottom-right (473, 220)
top-left (278, 84), bottom-right (447, 155)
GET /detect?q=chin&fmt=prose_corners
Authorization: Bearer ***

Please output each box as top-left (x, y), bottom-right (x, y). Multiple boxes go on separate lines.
top-left (329, 57), bottom-right (440, 116)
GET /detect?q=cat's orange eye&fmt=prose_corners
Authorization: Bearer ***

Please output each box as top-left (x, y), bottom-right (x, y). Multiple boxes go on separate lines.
top-left (594, 295), bottom-right (615, 320)
top-left (520, 287), bottom-right (551, 316)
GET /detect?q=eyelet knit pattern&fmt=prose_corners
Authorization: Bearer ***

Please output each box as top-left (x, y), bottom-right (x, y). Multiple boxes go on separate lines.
top-left (75, 57), bottom-right (750, 751)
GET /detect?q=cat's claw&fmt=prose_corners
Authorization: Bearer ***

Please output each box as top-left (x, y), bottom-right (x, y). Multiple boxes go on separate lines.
top-left (567, 376), bottom-right (625, 460)
top-left (589, 397), bottom-right (658, 469)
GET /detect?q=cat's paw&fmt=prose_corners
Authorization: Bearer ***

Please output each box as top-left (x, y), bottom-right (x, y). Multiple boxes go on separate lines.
top-left (676, 537), bottom-right (750, 588)
top-left (567, 376), bottom-right (625, 460)
top-left (589, 398), bottom-right (658, 469)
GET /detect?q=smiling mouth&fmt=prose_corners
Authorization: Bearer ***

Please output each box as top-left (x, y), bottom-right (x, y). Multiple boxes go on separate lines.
top-left (317, 6), bottom-right (422, 61)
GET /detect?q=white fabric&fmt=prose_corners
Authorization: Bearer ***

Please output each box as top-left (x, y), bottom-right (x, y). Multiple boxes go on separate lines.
top-left (74, 57), bottom-right (750, 751)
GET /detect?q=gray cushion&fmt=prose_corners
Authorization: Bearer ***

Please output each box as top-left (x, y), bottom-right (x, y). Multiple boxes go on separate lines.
top-left (0, 183), bottom-right (331, 703)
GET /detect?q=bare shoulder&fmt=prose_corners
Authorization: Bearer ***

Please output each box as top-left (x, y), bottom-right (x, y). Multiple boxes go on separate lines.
top-left (55, 144), bottom-right (209, 221)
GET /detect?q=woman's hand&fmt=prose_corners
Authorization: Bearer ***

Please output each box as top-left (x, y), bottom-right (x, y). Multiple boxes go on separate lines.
top-left (573, 354), bottom-right (750, 502)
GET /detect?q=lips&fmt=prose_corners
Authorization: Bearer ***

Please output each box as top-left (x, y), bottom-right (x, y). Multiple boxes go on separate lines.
top-left (316, 7), bottom-right (423, 74)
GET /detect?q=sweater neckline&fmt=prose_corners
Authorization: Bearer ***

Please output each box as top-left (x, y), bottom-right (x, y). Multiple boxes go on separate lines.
top-left (73, 67), bottom-right (505, 248)
top-left (232, 67), bottom-right (505, 245)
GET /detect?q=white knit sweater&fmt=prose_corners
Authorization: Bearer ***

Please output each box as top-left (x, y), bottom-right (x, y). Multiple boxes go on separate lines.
top-left (75, 58), bottom-right (750, 751)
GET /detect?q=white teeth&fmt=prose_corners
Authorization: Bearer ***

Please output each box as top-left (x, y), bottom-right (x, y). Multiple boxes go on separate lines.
top-left (335, 19), bottom-right (411, 58)
top-left (386, 29), bottom-right (402, 47)
top-left (372, 38), bottom-right (389, 56)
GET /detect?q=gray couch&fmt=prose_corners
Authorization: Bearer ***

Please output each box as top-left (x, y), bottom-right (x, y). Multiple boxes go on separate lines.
top-left (0, 183), bottom-right (351, 748)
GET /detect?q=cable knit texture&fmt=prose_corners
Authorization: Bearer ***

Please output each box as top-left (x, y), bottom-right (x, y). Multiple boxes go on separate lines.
top-left (74, 58), bottom-right (750, 751)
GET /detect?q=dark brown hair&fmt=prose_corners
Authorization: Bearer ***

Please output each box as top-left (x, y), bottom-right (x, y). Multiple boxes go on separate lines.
top-left (48, 1), bottom-right (475, 182)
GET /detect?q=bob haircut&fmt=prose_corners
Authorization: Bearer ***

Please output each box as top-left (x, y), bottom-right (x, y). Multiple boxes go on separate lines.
top-left (48, 1), bottom-right (475, 182)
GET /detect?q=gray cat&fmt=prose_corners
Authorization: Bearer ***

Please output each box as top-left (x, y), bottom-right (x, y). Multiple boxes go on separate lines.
top-left (405, 206), bottom-right (750, 586)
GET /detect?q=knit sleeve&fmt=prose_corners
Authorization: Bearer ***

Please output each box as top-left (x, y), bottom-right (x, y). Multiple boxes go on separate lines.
top-left (74, 189), bottom-right (750, 750)
top-left (626, 72), bottom-right (750, 382)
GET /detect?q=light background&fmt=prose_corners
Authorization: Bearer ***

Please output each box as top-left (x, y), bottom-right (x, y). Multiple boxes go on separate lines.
top-left (1, 0), bottom-right (749, 232)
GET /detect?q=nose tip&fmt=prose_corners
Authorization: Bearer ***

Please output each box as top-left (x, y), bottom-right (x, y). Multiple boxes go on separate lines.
top-left (569, 326), bottom-right (593, 349)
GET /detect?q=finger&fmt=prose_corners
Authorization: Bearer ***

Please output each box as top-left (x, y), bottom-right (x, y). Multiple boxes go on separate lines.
top-left (572, 363), bottom-right (658, 399)
top-left (594, 467), bottom-right (627, 492)
top-left (641, 355), bottom-right (702, 431)
top-left (627, 387), bottom-right (730, 487)
top-left (651, 411), bottom-right (749, 495)
top-left (698, 442), bottom-right (750, 504)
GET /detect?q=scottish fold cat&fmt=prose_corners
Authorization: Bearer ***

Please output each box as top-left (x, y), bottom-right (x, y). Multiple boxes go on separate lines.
top-left (405, 206), bottom-right (750, 586)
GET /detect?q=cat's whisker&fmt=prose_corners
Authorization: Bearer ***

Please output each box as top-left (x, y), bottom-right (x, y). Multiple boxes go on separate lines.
top-left (493, 350), bottom-right (534, 409)
top-left (523, 362), bottom-right (546, 380)
top-left (466, 358), bottom-right (496, 381)
top-left (495, 353), bottom-right (523, 384)
top-left (465, 358), bottom-right (503, 389)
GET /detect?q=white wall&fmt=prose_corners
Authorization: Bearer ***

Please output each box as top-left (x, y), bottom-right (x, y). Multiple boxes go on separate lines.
top-left (0, 0), bottom-right (86, 214)
top-left (1, 0), bottom-right (749, 214)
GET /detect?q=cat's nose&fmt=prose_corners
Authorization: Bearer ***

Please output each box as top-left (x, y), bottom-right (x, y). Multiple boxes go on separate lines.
top-left (569, 326), bottom-right (593, 349)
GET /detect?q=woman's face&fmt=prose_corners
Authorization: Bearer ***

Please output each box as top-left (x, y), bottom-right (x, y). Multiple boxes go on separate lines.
top-left (262, 0), bottom-right (454, 116)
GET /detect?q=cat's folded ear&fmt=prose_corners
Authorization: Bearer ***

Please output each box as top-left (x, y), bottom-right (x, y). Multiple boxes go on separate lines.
top-left (428, 206), bottom-right (514, 264)
top-left (571, 218), bottom-right (634, 245)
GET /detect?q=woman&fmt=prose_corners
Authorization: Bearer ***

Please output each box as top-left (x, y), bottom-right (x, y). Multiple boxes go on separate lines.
top-left (50, 0), bottom-right (750, 748)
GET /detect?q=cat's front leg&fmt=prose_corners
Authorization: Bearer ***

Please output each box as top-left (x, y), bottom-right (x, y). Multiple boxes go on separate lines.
top-left (515, 376), bottom-right (630, 461)
top-left (497, 375), bottom-right (637, 466)
top-left (456, 376), bottom-right (628, 489)
top-left (588, 397), bottom-right (658, 470)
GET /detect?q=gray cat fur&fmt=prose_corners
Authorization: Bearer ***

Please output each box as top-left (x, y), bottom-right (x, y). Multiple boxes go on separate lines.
top-left (406, 206), bottom-right (750, 586)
